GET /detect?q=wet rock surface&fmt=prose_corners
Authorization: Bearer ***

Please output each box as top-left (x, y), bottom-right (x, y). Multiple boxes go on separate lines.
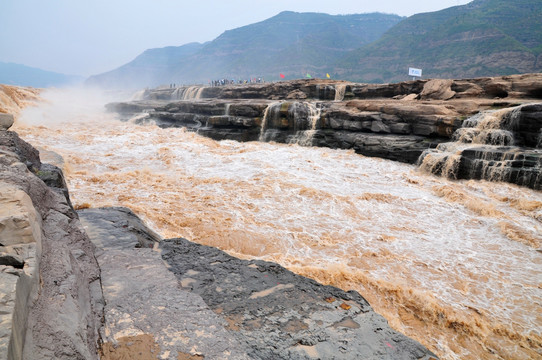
top-left (0, 114), bottom-right (14, 130)
top-left (161, 238), bottom-right (438, 360)
top-left (78, 207), bottom-right (251, 360)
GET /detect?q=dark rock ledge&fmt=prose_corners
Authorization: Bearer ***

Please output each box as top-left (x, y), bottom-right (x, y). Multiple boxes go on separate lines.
top-left (80, 207), bottom-right (438, 360)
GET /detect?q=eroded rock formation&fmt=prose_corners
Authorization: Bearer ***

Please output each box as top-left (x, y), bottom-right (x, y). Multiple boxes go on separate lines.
top-left (107, 74), bottom-right (542, 189)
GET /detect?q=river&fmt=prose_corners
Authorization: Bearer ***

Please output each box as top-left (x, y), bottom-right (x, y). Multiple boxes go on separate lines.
top-left (14, 88), bottom-right (542, 360)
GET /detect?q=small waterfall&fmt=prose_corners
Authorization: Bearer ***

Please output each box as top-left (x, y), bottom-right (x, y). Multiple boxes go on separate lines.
top-left (258, 101), bottom-right (323, 145)
top-left (171, 86), bottom-right (205, 101)
top-left (258, 102), bottom-right (282, 142)
top-left (418, 106), bottom-right (541, 188)
top-left (224, 103), bottom-right (231, 116)
top-left (334, 84), bottom-right (346, 101)
top-left (130, 89), bottom-right (147, 101)
top-left (195, 87), bottom-right (204, 100)
top-left (419, 109), bottom-right (515, 178)
top-left (289, 102), bottom-right (322, 146)
top-left (171, 88), bottom-right (183, 100)
top-left (182, 86), bottom-right (202, 100)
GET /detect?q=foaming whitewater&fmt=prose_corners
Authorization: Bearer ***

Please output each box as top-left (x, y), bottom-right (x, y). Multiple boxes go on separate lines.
top-left (14, 89), bottom-right (542, 360)
top-left (419, 107), bottom-right (542, 188)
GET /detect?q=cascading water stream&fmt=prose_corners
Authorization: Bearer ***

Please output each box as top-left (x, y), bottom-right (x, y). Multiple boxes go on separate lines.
top-left (259, 101), bottom-right (322, 145)
top-left (258, 102), bottom-right (281, 142)
top-left (289, 102), bottom-right (322, 146)
top-left (418, 107), bottom-right (541, 187)
top-left (171, 86), bottom-right (205, 101)
top-left (130, 89), bottom-right (147, 101)
top-left (334, 84), bottom-right (346, 101)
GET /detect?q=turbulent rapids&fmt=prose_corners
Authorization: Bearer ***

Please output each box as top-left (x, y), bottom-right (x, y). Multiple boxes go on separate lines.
top-left (14, 88), bottom-right (542, 360)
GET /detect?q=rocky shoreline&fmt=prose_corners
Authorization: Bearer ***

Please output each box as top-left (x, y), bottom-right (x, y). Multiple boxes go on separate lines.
top-left (108, 74), bottom-right (542, 189)
top-left (0, 114), bottom-right (437, 358)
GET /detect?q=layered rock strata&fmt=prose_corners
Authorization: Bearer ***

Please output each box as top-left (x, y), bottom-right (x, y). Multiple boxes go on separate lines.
top-left (139, 74), bottom-right (542, 102)
top-left (107, 74), bottom-right (542, 188)
top-left (419, 103), bottom-right (542, 189)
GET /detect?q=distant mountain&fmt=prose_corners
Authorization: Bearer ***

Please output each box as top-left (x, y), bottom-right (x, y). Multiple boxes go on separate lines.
top-left (87, 11), bottom-right (403, 89)
top-left (0, 62), bottom-right (83, 88)
top-left (86, 42), bottom-right (206, 89)
top-left (336, 0), bottom-right (542, 82)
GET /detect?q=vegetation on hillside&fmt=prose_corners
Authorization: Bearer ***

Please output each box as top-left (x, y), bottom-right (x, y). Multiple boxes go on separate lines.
top-left (87, 0), bottom-right (542, 88)
top-left (337, 0), bottom-right (542, 82)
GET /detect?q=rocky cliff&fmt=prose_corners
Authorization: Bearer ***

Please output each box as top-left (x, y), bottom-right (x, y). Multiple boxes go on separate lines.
top-left (0, 100), bottom-right (437, 357)
top-left (107, 74), bottom-right (542, 189)
top-left (0, 122), bottom-right (102, 359)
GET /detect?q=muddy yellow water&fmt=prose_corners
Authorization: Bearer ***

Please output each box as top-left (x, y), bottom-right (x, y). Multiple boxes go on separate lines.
top-left (14, 89), bottom-right (542, 360)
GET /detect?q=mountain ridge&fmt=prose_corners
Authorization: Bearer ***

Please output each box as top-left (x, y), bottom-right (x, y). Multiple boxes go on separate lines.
top-left (87, 11), bottom-right (403, 88)
top-left (0, 62), bottom-right (83, 88)
top-left (336, 0), bottom-right (542, 82)
top-left (87, 1), bottom-right (542, 88)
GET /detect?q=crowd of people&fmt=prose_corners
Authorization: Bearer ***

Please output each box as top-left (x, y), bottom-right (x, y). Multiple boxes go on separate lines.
top-left (210, 77), bottom-right (265, 87)
top-left (166, 77), bottom-right (267, 89)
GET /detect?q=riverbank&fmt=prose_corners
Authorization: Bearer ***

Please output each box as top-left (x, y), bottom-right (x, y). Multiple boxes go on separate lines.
top-left (0, 85), bottom-right (438, 359)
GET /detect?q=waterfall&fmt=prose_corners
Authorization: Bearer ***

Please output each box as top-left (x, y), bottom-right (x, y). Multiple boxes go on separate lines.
top-left (418, 106), bottom-right (541, 187)
top-left (334, 84), bottom-right (346, 101)
top-left (182, 86), bottom-right (202, 100)
top-left (194, 87), bottom-right (204, 100)
top-left (418, 109), bottom-right (515, 178)
top-left (258, 102), bottom-right (281, 142)
top-left (171, 88), bottom-right (182, 100)
top-left (258, 101), bottom-right (322, 145)
top-left (289, 102), bottom-right (322, 146)
top-left (130, 89), bottom-right (147, 101)
top-left (171, 86), bottom-right (205, 101)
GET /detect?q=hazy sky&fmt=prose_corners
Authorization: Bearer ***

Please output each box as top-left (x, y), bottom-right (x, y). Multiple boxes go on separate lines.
top-left (1, 0), bottom-right (471, 77)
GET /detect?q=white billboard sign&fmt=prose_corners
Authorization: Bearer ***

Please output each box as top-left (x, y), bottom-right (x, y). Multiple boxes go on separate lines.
top-left (408, 67), bottom-right (422, 77)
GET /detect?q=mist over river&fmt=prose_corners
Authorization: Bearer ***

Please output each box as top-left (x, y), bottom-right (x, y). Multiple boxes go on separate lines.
top-left (14, 88), bottom-right (542, 360)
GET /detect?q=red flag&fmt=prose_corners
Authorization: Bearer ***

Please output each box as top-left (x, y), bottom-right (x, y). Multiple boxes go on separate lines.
top-left (279, 73), bottom-right (285, 79)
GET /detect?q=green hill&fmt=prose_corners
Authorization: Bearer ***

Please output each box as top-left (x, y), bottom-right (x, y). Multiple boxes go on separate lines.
top-left (0, 62), bottom-right (83, 88)
top-left (336, 0), bottom-right (542, 82)
top-left (87, 11), bottom-right (402, 88)
top-left (172, 11), bottom-right (403, 82)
